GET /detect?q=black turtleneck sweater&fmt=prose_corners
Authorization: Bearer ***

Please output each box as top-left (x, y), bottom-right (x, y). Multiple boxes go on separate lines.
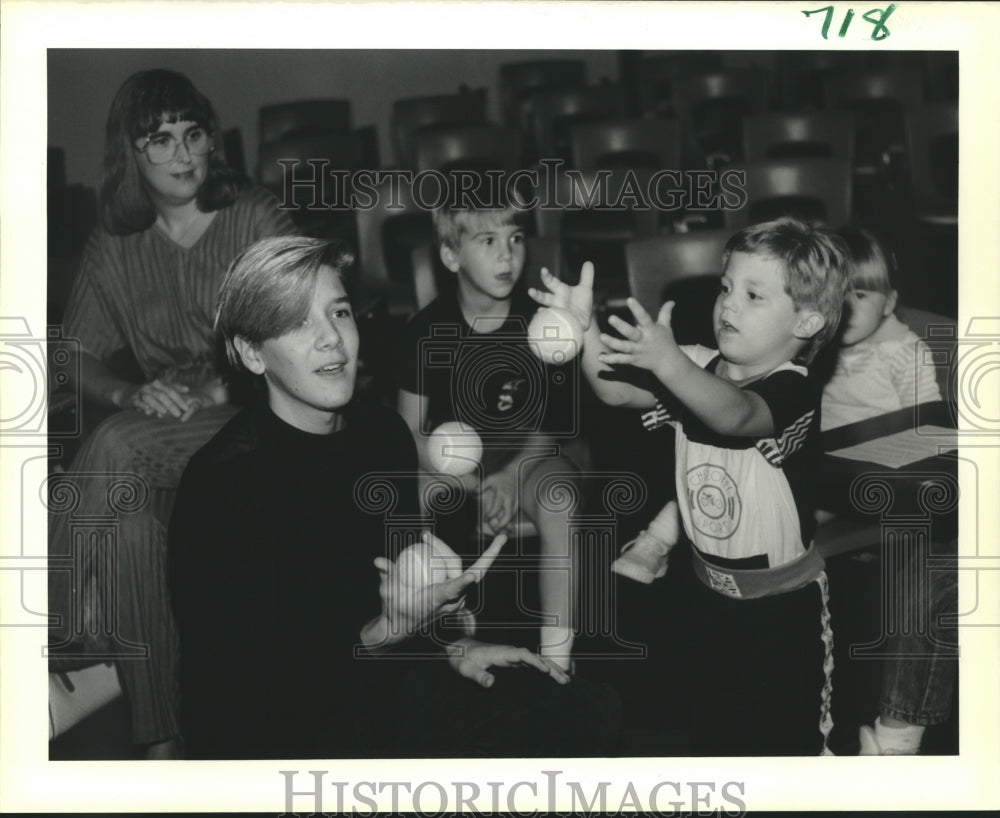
top-left (167, 399), bottom-right (420, 759)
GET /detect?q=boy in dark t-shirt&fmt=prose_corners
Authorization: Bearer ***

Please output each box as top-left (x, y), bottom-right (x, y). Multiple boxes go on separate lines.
top-left (396, 184), bottom-right (582, 672)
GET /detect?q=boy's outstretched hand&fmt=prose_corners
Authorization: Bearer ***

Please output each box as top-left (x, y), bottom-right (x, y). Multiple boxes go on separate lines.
top-left (446, 638), bottom-right (572, 689)
top-left (366, 532), bottom-right (507, 649)
top-left (527, 262), bottom-right (595, 332)
top-left (599, 298), bottom-right (682, 381)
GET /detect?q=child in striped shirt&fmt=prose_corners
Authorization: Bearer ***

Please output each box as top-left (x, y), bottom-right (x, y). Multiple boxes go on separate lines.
top-left (820, 226), bottom-right (942, 431)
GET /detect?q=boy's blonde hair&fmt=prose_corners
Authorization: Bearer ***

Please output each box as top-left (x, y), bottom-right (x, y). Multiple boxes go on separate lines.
top-left (723, 218), bottom-right (851, 364)
top-left (215, 236), bottom-right (355, 372)
top-left (432, 171), bottom-right (533, 250)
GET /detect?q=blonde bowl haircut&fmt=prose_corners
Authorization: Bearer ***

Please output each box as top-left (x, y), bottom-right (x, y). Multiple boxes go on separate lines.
top-left (722, 217), bottom-right (852, 364)
top-left (215, 235), bottom-right (355, 373)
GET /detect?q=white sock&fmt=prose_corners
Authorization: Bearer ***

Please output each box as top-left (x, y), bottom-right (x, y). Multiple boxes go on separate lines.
top-left (539, 625), bottom-right (573, 672)
top-left (874, 716), bottom-right (925, 754)
top-left (646, 501), bottom-right (679, 546)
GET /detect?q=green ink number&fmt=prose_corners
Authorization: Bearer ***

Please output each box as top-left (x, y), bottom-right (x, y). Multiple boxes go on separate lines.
top-left (838, 8), bottom-right (856, 37)
top-left (802, 5), bottom-right (835, 39)
top-left (802, 4), bottom-right (896, 40)
top-left (863, 4), bottom-right (897, 40)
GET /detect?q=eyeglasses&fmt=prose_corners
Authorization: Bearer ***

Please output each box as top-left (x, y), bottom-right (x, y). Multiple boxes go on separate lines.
top-left (134, 127), bottom-right (215, 165)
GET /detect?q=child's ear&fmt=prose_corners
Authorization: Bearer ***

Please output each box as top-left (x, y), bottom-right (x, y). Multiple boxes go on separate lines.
top-left (233, 335), bottom-right (266, 375)
top-left (439, 242), bottom-right (461, 274)
top-left (884, 289), bottom-right (899, 316)
top-left (793, 311), bottom-right (826, 341)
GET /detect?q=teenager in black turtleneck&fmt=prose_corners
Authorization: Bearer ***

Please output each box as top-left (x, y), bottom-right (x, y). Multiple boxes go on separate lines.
top-left (168, 236), bottom-right (582, 759)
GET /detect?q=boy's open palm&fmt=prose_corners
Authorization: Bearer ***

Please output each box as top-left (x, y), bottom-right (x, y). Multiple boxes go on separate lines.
top-left (527, 262), bottom-right (595, 331)
top-left (599, 299), bottom-right (680, 378)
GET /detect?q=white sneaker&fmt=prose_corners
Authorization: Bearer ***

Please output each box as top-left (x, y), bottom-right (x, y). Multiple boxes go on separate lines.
top-left (611, 501), bottom-right (678, 584)
top-left (859, 720), bottom-right (923, 755)
top-left (858, 725), bottom-right (884, 755)
top-left (611, 529), bottom-right (671, 583)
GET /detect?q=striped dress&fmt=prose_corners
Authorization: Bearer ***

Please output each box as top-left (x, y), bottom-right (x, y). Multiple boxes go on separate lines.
top-left (50, 187), bottom-right (296, 745)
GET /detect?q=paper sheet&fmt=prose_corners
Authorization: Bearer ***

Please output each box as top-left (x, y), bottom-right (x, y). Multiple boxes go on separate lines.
top-left (827, 425), bottom-right (958, 468)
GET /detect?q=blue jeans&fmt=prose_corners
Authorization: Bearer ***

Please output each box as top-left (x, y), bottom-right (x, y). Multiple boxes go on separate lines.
top-left (879, 542), bottom-right (958, 726)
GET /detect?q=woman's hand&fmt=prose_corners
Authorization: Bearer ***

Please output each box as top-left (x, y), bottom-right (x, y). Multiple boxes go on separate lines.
top-left (178, 377), bottom-right (229, 421)
top-left (365, 532), bottom-right (507, 649)
top-left (117, 379), bottom-right (193, 420)
top-left (528, 262), bottom-right (596, 332)
top-left (117, 376), bottom-right (227, 421)
top-left (446, 638), bottom-right (572, 689)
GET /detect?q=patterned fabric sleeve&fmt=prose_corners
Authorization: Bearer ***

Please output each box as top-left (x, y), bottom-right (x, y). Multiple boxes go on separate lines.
top-left (62, 233), bottom-right (127, 360)
top-left (245, 186), bottom-right (298, 239)
top-left (748, 369), bottom-right (817, 466)
top-left (888, 336), bottom-right (943, 407)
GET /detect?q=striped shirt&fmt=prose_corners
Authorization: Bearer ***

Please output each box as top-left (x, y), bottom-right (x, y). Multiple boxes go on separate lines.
top-left (821, 313), bottom-right (942, 431)
top-left (641, 345), bottom-right (821, 568)
top-left (63, 187), bottom-right (296, 385)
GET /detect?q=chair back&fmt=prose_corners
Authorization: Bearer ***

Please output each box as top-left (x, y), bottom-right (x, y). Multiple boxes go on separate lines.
top-left (742, 111), bottom-right (854, 163)
top-left (530, 85), bottom-right (628, 162)
top-left (499, 59), bottom-right (587, 129)
top-left (673, 68), bottom-right (771, 163)
top-left (724, 157), bottom-right (852, 229)
top-left (822, 68), bottom-right (924, 109)
top-left (904, 102), bottom-right (958, 225)
top-left (775, 51), bottom-right (866, 110)
top-left (633, 52), bottom-right (725, 117)
top-left (391, 89), bottom-right (489, 168)
top-left (522, 235), bottom-right (564, 294)
top-left (625, 230), bottom-right (731, 346)
top-left (257, 131), bottom-right (364, 196)
top-left (413, 123), bottom-right (522, 174)
top-left (533, 166), bottom-right (661, 242)
top-left (355, 174), bottom-right (431, 318)
top-left (258, 100), bottom-right (352, 144)
top-left (822, 69), bottom-right (924, 170)
top-left (256, 131), bottom-right (364, 240)
top-left (569, 117), bottom-right (681, 170)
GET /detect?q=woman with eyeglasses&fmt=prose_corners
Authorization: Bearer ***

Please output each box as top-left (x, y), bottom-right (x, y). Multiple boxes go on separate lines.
top-left (50, 69), bottom-right (295, 758)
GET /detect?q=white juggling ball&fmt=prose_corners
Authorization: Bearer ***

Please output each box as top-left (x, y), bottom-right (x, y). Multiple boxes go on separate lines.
top-left (527, 306), bottom-right (584, 364)
top-left (427, 421), bottom-right (483, 476)
top-left (396, 539), bottom-right (463, 587)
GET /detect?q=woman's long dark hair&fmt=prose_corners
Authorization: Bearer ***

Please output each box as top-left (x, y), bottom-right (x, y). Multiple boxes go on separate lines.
top-left (99, 69), bottom-right (248, 235)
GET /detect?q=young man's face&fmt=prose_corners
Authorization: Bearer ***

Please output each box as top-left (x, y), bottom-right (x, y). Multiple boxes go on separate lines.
top-left (713, 251), bottom-right (822, 378)
top-left (440, 213), bottom-right (526, 303)
top-left (240, 265), bottom-right (359, 433)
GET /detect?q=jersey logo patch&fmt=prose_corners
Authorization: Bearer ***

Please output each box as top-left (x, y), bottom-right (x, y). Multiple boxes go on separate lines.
top-left (685, 463), bottom-right (742, 540)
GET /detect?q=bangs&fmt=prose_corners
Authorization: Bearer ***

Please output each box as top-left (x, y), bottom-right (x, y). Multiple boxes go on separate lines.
top-left (129, 87), bottom-right (212, 140)
top-left (254, 269), bottom-right (317, 342)
top-left (460, 206), bottom-right (524, 233)
top-left (850, 257), bottom-right (892, 292)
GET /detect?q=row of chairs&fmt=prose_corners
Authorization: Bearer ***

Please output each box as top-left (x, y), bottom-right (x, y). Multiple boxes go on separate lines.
top-left (340, 98), bottom-right (954, 316)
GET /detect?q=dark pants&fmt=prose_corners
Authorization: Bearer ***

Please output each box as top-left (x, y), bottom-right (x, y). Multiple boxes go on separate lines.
top-left (393, 660), bottom-right (622, 758)
top-left (684, 570), bottom-right (834, 756)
